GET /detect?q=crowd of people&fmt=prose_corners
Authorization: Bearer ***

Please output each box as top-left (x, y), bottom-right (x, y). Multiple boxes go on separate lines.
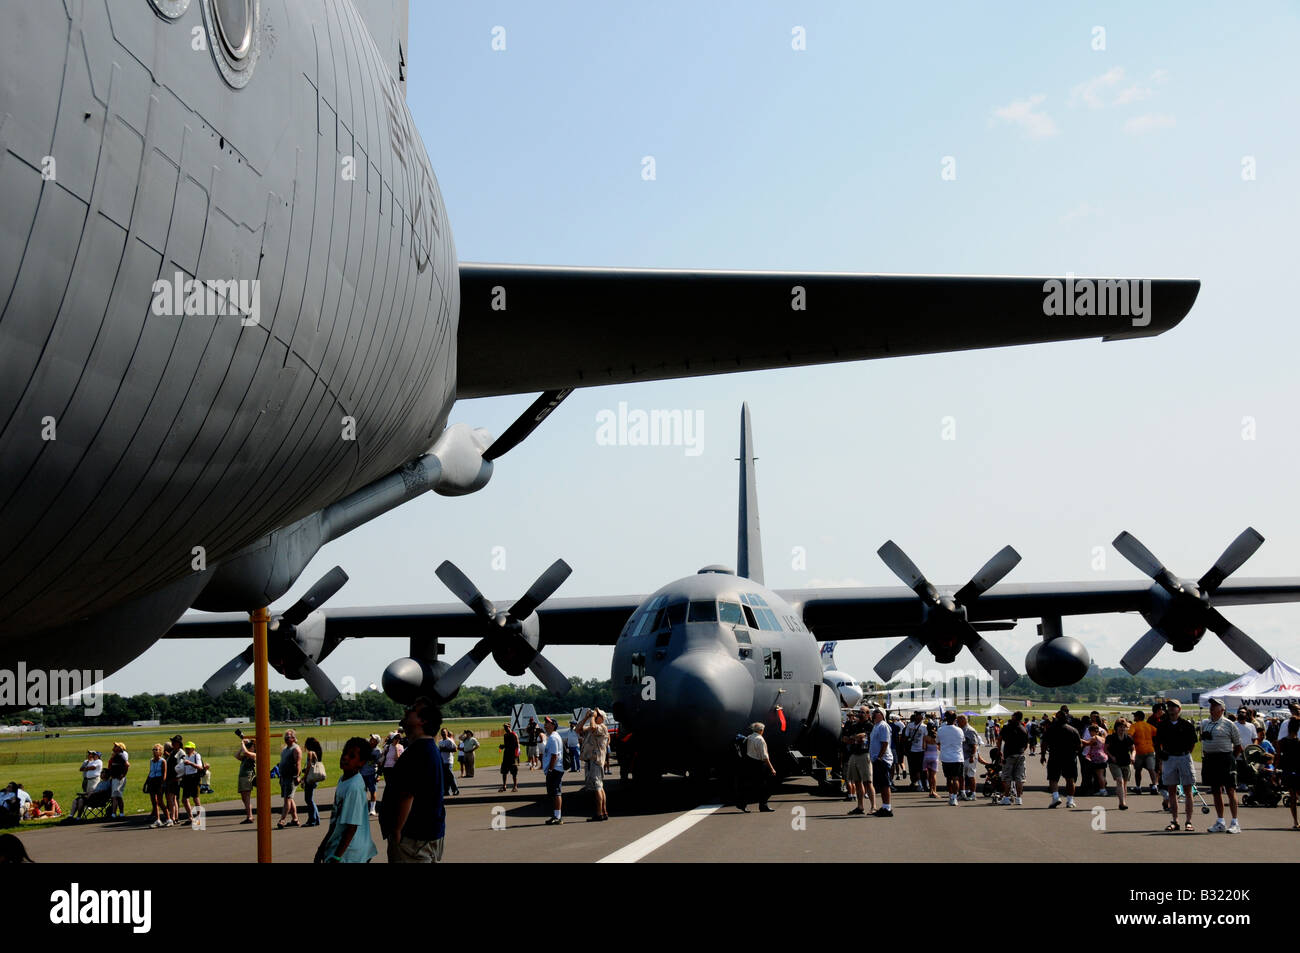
top-left (819, 699), bottom-right (1300, 832)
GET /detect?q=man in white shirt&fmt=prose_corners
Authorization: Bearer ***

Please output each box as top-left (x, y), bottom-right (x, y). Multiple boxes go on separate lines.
top-left (937, 711), bottom-right (966, 806)
top-left (738, 722), bottom-right (776, 813)
top-left (542, 717), bottom-right (566, 825)
top-left (869, 709), bottom-right (894, 817)
top-left (1203, 699), bottom-right (1244, 833)
top-left (1235, 709), bottom-right (1257, 747)
top-left (80, 750), bottom-right (103, 794)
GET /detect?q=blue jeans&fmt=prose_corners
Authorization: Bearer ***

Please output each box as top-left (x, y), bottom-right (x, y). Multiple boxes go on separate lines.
top-left (303, 781), bottom-right (319, 824)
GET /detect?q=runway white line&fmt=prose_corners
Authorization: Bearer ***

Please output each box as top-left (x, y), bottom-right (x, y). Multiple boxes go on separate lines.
top-left (596, 804), bottom-right (724, 864)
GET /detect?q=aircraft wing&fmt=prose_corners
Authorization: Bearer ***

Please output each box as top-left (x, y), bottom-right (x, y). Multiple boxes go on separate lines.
top-left (165, 595), bottom-right (644, 646)
top-left (779, 578), bottom-right (1300, 639)
top-left (456, 265), bottom-right (1200, 397)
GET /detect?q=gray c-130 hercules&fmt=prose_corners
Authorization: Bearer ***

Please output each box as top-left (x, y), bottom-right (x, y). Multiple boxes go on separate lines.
top-left (0, 1), bottom-right (1205, 690)
top-left (169, 404), bottom-right (1300, 782)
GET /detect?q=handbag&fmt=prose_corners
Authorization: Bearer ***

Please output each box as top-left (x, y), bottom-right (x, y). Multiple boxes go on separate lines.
top-left (308, 759), bottom-right (326, 784)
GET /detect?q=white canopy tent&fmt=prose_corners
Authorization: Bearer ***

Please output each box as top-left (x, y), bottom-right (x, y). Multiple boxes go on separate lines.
top-left (1201, 659), bottom-right (1300, 711)
top-left (983, 703), bottom-right (1012, 716)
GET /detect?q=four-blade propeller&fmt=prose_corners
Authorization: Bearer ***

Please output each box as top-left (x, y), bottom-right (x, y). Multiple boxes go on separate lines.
top-left (874, 541), bottom-right (1022, 689)
top-left (432, 559), bottom-right (574, 699)
top-left (1113, 527), bottom-right (1274, 675)
top-left (202, 567), bottom-right (349, 704)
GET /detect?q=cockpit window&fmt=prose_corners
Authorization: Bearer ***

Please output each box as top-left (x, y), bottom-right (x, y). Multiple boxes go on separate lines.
top-left (741, 604), bottom-right (758, 629)
top-left (666, 601), bottom-right (687, 626)
top-left (688, 600), bottom-right (718, 623)
top-left (719, 602), bottom-right (744, 625)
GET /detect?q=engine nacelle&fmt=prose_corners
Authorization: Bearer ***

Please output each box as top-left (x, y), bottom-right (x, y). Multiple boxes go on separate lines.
top-left (1024, 636), bottom-right (1091, 687)
top-left (382, 657), bottom-right (454, 705)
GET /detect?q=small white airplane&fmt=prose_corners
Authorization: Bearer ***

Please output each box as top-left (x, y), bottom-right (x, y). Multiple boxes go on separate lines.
top-left (819, 642), bottom-right (864, 709)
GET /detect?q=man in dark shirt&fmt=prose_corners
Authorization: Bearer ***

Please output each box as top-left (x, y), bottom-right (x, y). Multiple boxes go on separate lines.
top-left (998, 711), bottom-right (1030, 804)
top-left (1156, 699), bottom-right (1199, 830)
top-left (498, 722), bottom-right (520, 793)
top-left (379, 696), bottom-right (446, 863)
top-left (1041, 709), bottom-right (1081, 809)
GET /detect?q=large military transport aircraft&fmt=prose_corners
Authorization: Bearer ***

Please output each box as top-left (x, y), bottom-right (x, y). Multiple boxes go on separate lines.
top-left (0, 1), bottom-right (1204, 691)
top-left (168, 405), bottom-right (1300, 782)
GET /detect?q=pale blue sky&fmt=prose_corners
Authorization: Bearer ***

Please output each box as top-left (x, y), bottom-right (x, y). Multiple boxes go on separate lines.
top-left (116, 1), bottom-right (1300, 696)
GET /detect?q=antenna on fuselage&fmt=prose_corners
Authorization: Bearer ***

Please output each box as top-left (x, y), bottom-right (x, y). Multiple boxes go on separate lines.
top-left (737, 403), bottom-right (764, 584)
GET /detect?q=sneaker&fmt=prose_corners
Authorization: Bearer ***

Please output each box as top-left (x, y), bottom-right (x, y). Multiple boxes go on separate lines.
top-left (163, 819), bottom-right (174, 827)
top-left (1099, 788), bottom-right (1108, 797)
top-left (759, 805), bottom-right (775, 813)
top-left (847, 807), bottom-right (865, 816)
top-left (1227, 819), bottom-right (1241, 834)
top-left (1049, 798), bottom-right (1060, 809)
top-left (872, 808), bottom-right (893, 818)
top-left (1014, 797), bottom-right (1023, 806)
top-left (150, 820), bottom-right (162, 828)
top-left (948, 794), bottom-right (957, 806)
top-left (545, 817), bottom-right (563, 825)
top-left (1149, 785), bottom-right (1159, 795)
top-left (1065, 797), bottom-right (1076, 808)
top-left (998, 796), bottom-right (1013, 806)
top-left (1207, 819), bottom-right (1227, 833)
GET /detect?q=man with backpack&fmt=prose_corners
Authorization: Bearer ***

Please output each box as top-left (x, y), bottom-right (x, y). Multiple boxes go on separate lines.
top-left (902, 712), bottom-right (926, 791)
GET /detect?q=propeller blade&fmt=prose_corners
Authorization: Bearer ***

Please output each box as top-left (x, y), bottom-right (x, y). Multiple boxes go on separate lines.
top-left (296, 657), bottom-right (341, 706)
top-left (878, 542), bottom-right (936, 601)
top-left (202, 646), bottom-right (255, 699)
top-left (433, 638), bottom-right (493, 698)
top-left (1198, 527), bottom-right (1264, 593)
top-left (435, 561), bottom-right (497, 622)
top-left (874, 635), bottom-right (927, 681)
top-left (281, 566), bottom-right (349, 626)
top-left (1120, 628), bottom-right (1168, 675)
top-left (527, 652), bottom-right (572, 696)
top-left (508, 559), bottom-right (573, 622)
top-left (954, 545), bottom-right (1021, 606)
top-left (1112, 532), bottom-right (1168, 581)
top-left (1206, 610), bottom-right (1274, 673)
top-left (963, 631), bottom-right (1020, 689)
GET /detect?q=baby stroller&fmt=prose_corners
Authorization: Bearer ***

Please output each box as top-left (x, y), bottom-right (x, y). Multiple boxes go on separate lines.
top-left (979, 754), bottom-right (1004, 800)
top-left (1239, 745), bottom-right (1281, 807)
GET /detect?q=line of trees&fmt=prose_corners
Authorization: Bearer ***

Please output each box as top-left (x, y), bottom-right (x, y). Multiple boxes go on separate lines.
top-left (7, 677), bottom-right (616, 727)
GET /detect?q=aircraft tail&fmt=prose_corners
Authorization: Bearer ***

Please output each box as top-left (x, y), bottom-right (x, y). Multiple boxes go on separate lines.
top-left (355, 0), bottom-right (409, 95)
top-left (820, 641), bottom-right (839, 672)
top-left (737, 403), bottom-right (764, 584)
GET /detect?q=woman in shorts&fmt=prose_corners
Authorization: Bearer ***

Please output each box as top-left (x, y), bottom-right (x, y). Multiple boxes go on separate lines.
top-left (1084, 725), bottom-right (1109, 796)
top-left (922, 728), bottom-right (940, 797)
top-left (146, 743), bottom-right (168, 827)
top-left (1105, 719), bottom-right (1135, 810)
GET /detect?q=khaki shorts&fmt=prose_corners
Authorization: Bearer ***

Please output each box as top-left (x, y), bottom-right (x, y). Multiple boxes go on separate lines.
top-left (584, 760), bottom-right (605, 791)
top-left (845, 753), bottom-right (872, 785)
top-left (387, 835), bottom-right (445, 864)
top-left (1002, 753), bottom-right (1026, 783)
top-left (237, 774), bottom-right (255, 794)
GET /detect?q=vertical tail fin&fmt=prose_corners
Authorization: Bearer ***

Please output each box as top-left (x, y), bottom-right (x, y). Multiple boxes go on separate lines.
top-left (820, 641), bottom-right (839, 672)
top-left (737, 403), bottom-right (764, 584)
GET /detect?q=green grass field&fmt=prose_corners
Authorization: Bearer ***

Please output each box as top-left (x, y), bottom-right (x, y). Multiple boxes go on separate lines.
top-left (1, 716), bottom-right (557, 834)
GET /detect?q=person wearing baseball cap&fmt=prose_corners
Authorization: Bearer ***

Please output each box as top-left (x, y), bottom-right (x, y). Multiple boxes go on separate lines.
top-left (542, 718), bottom-right (565, 824)
top-left (1156, 700), bottom-right (1198, 830)
top-left (1200, 698), bottom-right (1244, 833)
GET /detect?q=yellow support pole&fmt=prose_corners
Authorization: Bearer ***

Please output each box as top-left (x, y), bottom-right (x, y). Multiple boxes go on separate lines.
top-left (251, 607), bottom-right (272, 863)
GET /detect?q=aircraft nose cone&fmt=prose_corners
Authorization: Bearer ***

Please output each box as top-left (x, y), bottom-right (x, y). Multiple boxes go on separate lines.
top-left (653, 651), bottom-right (754, 751)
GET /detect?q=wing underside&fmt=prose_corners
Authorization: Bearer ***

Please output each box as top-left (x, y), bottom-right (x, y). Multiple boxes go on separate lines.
top-left (456, 265), bottom-right (1200, 398)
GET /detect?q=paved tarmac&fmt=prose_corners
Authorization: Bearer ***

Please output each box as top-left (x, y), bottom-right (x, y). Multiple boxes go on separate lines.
top-left (14, 754), bottom-right (1300, 863)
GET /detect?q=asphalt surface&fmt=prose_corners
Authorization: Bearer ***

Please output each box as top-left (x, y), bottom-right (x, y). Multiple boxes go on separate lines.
top-left (14, 753), bottom-right (1300, 863)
